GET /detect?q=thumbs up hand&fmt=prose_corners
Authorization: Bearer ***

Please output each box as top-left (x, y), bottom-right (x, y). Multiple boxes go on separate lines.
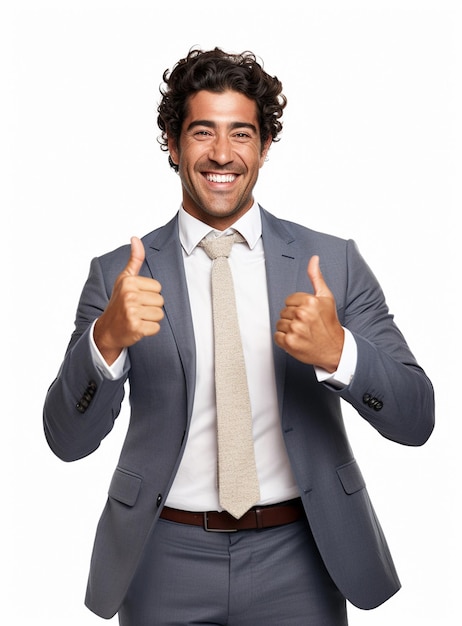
top-left (274, 256), bottom-right (344, 372)
top-left (94, 237), bottom-right (164, 365)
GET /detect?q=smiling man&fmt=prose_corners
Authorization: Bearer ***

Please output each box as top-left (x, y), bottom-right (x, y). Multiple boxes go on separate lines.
top-left (44, 48), bottom-right (435, 625)
top-left (168, 89), bottom-right (271, 229)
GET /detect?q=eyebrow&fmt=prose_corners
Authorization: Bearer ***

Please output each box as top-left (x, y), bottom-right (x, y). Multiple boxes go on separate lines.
top-left (186, 120), bottom-right (258, 134)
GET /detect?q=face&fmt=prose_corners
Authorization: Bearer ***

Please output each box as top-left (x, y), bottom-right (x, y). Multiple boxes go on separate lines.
top-left (168, 90), bottom-right (271, 230)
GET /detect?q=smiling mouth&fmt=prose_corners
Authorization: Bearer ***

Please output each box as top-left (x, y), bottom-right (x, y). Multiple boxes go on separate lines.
top-left (205, 173), bottom-right (237, 183)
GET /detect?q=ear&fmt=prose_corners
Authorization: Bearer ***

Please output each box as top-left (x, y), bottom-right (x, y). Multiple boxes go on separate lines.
top-left (259, 137), bottom-right (272, 167)
top-left (167, 136), bottom-right (180, 167)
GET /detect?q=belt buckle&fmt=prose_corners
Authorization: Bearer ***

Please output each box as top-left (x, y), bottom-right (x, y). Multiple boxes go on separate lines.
top-left (203, 512), bottom-right (238, 532)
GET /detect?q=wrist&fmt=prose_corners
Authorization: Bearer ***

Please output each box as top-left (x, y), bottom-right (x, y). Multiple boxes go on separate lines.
top-left (93, 318), bottom-right (123, 366)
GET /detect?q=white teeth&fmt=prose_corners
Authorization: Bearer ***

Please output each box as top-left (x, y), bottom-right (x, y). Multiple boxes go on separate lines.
top-left (206, 173), bottom-right (236, 183)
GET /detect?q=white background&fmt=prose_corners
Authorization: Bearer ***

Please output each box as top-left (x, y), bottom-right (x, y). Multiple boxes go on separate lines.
top-left (2, 1), bottom-right (460, 624)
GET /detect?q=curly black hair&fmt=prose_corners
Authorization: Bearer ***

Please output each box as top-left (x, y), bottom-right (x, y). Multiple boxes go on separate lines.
top-left (157, 48), bottom-right (287, 171)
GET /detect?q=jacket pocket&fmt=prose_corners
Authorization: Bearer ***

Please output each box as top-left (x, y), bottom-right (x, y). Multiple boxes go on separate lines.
top-left (108, 467), bottom-right (142, 507)
top-left (336, 459), bottom-right (366, 495)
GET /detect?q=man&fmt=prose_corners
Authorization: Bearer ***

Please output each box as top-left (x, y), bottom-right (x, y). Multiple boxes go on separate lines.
top-left (43, 48), bottom-right (435, 625)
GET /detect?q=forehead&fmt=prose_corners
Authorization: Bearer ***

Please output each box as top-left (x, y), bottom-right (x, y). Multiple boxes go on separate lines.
top-left (184, 90), bottom-right (260, 129)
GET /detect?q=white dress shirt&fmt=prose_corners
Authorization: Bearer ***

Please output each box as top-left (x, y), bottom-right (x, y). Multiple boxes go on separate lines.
top-left (90, 202), bottom-right (357, 511)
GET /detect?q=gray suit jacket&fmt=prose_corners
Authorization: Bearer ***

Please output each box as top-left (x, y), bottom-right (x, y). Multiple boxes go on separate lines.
top-left (43, 207), bottom-right (435, 618)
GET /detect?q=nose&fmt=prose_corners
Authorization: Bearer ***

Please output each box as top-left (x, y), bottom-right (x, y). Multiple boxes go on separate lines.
top-left (208, 134), bottom-right (233, 165)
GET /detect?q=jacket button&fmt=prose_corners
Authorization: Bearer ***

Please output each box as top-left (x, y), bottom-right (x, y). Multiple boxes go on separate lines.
top-left (363, 393), bottom-right (383, 411)
top-left (156, 494), bottom-right (163, 507)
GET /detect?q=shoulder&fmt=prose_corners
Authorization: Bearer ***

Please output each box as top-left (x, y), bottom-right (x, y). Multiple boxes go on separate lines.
top-left (96, 214), bottom-right (179, 271)
top-left (259, 205), bottom-right (351, 252)
top-left (259, 205), bottom-right (372, 293)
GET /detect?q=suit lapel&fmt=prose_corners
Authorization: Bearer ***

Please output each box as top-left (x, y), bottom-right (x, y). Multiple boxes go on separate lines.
top-left (260, 207), bottom-right (298, 416)
top-left (143, 215), bottom-right (196, 419)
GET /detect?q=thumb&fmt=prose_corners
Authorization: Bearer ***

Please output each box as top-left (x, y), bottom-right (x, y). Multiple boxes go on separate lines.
top-left (307, 255), bottom-right (332, 297)
top-left (123, 236), bottom-right (145, 277)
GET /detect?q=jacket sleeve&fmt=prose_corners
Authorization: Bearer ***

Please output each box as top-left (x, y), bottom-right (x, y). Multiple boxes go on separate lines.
top-left (43, 256), bottom-right (130, 461)
top-left (336, 239), bottom-right (435, 446)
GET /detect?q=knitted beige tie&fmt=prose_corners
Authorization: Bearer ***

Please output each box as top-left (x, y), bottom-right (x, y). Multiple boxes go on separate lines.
top-left (200, 233), bottom-right (260, 519)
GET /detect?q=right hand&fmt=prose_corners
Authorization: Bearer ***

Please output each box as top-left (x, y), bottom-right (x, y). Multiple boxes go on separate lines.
top-left (93, 237), bottom-right (164, 365)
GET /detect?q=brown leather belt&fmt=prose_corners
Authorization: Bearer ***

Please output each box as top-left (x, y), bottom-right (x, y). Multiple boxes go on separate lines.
top-left (160, 499), bottom-right (304, 532)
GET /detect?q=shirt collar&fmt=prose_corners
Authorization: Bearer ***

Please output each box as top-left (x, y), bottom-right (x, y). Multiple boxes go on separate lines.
top-left (178, 201), bottom-right (262, 255)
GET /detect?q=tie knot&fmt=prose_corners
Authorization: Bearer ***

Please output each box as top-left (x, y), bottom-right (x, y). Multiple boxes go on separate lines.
top-left (200, 232), bottom-right (244, 260)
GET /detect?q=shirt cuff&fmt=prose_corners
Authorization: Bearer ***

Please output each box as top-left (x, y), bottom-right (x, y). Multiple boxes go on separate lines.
top-left (89, 319), bottom-right (129, 380)
top-left (314, 327), bottom-right (357, 389)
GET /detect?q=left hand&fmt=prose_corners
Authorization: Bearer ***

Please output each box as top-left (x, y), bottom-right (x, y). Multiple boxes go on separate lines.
top-left (274, 255), bottom-right (345, 372)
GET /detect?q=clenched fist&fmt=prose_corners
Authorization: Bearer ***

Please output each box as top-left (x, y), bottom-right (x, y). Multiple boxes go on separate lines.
top-left (274, 255), bottom-right (344, 373)
top-left (94, 237), bottom-right (164, 365)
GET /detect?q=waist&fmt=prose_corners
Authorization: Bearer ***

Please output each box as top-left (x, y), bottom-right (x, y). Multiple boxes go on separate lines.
top-left (159, 499), bottom-right (304, 532)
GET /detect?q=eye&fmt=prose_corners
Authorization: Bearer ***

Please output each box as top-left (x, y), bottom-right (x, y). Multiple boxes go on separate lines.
top-left (193, 130), bottom-right (212, 139)
top-left (233, 132), bottom-right (251, 141)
